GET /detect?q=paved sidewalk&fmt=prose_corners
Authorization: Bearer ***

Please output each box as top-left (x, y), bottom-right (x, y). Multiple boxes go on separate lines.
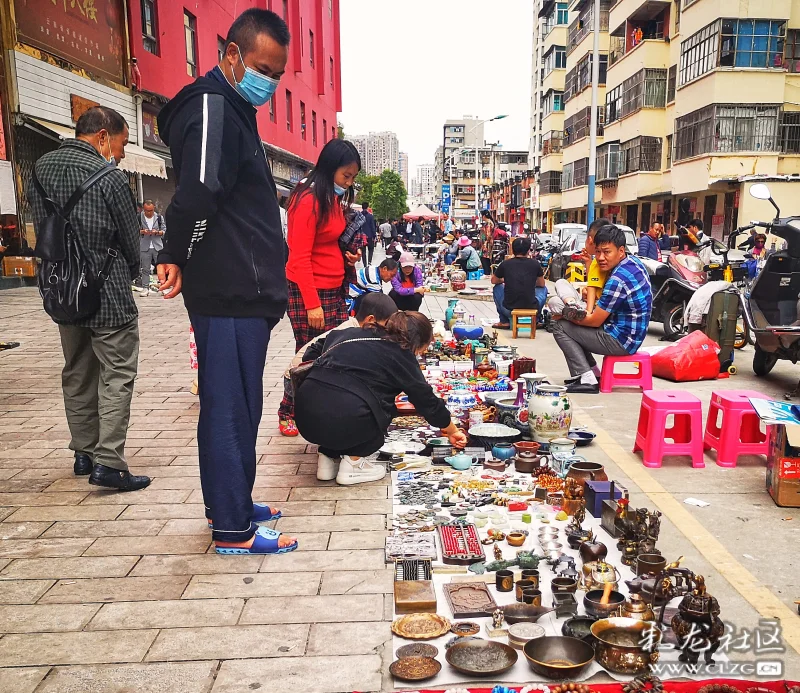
top-left (0, 288), bottom-right (391, 693)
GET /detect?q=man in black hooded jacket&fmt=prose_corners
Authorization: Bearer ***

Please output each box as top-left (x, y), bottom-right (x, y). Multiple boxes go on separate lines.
top-left (156, 8), bottom-right (296, 555)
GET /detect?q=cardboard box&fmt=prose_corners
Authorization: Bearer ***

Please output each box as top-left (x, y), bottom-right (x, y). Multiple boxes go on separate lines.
top-left (766, 424), bottom-right (800, 507)
top-left (2, 256), bottom-right (37, 278)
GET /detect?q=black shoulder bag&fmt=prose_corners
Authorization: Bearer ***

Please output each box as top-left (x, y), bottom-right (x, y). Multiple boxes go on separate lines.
top-left (289, 337), bottom-right (381, 395)
top-left (32, 165), bottom-right (119, 324)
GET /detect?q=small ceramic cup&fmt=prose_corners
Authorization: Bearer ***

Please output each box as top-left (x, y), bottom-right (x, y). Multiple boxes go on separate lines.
top-left (521, 569), bottom-right (540, 589)
top-left (515, 578), bottom-right (535, 602)
top-left (496, 569), bottom-right (514, 592)
top-left (521, 587), bottom-right (542, 606)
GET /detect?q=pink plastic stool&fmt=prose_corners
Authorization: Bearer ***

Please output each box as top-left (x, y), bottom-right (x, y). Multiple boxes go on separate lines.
top-left (600, 353), bottom-right (653, 393)
top-left (703, 390), bottom-right (769, 467)
top-left (633, 390), bottom-right (705, 468)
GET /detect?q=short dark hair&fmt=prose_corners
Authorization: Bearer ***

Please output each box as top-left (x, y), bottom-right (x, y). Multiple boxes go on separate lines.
top-left (75, 106), bottom-right (128, 137)
top-left (588, 217), bottom-right (611, 237)
top-left (689, 218), bottom-right (704, 231)
top-left (379, 258), bottom-right (398, 271)
top-left (356, 293), bottom-right (397, 323)
top-left (226, 8), bottom-right (290, 56)
top-left (512, 237), bottom-right (531, 255)
top-left (594, 224), bottom-right (627, 249)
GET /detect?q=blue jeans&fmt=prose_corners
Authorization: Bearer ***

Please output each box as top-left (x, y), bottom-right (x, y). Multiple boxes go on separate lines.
top-left (493, 284), bottom-right (548, 324)
top-left (445, 253), bottom-right (457, 265)
top-left (493, 284), bottom-right (512, 324)
top-left (189, 314), bottom-right (275, 543)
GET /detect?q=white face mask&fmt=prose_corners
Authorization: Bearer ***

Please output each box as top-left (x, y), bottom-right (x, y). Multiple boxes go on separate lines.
top-left (102, 135), bottom-right (115, 165)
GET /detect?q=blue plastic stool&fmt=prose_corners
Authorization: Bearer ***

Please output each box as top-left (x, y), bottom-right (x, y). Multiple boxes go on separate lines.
top-left (466, 270), bottom-right (484, 280)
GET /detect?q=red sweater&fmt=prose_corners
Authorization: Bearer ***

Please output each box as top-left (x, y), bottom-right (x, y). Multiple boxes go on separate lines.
top-left (286, 191), bottom-right (346, 310)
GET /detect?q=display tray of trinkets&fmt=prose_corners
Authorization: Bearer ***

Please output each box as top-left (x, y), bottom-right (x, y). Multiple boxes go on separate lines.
top-left (388, 464), bottom-right (730, 689)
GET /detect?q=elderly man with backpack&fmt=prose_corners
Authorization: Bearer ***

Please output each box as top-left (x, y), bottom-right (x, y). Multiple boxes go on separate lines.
top-left (30, 106), bottom-right (150, 491)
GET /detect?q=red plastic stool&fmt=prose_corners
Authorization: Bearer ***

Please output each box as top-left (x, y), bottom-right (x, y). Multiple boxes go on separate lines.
top-left (703, 390), bottom-right (769, 467)
top-left (634, 390), bottom-right (705, 468)
top-left (600, 353), bottom-right (653, 393)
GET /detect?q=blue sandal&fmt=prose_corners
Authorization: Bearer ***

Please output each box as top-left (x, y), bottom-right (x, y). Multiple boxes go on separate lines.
top-left (215, 526), bottom-right (298, 555)
top-left (207, 502), bottom-right (283, 530)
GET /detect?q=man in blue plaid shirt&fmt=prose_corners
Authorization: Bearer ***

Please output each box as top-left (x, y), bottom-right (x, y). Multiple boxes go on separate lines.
top-left (553, 224), bottom-right (652, 394)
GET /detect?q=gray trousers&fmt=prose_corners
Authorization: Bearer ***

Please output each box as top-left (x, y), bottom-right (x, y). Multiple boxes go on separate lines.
top-left (58, 318), bottom-right (139, 471)
top-left (547, 279), bottom-right (585, 316)
top-left (552, 319), bottom-right (628, 377)
top-left (139, 247), bottom-right (158, 289)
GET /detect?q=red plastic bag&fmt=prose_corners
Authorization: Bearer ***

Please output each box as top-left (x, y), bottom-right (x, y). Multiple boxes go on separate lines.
top-left (651, 331), bottom-right (721, 382)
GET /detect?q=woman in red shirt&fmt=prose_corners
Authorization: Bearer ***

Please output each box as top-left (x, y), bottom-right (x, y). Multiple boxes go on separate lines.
top-left (279, 139), bottom-right (361, 437)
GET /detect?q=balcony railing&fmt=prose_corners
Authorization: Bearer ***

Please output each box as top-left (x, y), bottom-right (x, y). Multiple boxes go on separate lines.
top-left (567, 9), bottom-right (609, 55)
top-left (542, 130), bottom-right (564, 155)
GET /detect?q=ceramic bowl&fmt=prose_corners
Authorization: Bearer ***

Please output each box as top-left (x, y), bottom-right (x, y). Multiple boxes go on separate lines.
top-left (513, 441), bottom-right (541, 455)
top-left (467, 423), bottom-right (521, 450)
top-left (491, 442), bottom-right (517, 461)
top-left (448, 389), bottom-right (477, 409)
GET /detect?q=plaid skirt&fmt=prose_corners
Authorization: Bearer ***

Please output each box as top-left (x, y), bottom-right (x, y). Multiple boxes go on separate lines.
top-left (287, 280), bottom-right (349, 351)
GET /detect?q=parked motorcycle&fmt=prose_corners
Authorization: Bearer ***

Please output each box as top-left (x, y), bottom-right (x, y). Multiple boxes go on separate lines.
top-left (740, 183), bottom-right (800, 375)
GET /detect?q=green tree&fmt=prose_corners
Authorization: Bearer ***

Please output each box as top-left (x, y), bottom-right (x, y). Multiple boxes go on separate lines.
top-left (337, 122), bottom-right (345, 140)
top-left (355, 171), bottom-right (378, 207)
top-left (371, 169), bottom-right (408, 221)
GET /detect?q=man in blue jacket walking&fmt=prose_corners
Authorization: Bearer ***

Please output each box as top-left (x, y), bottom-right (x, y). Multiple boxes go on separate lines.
top-left (361, 205), bottom-right (377, 266)
top-left (156, 8), bottom-right (296, 556)
top-left (638, 222), bottom-right (662, 260)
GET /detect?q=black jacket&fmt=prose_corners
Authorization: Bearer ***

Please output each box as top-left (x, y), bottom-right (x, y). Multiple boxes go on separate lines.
top-left (302, 326), bottom-right (451, 429)
top-left (157, 67), bottom-right (287, 318)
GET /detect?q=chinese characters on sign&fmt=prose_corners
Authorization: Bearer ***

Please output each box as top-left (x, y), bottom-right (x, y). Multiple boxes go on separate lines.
top-left (142, 106), bottom-right (166, 148)
top-left (15, 0), bottom-right (126, 83)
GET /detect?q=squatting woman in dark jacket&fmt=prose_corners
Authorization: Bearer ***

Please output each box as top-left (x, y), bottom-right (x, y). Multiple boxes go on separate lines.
top-left (294, 311), bottom-right (467, 486)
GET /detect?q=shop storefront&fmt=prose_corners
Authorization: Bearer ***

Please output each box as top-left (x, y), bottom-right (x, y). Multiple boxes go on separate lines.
top-left (6, 0), bottom-right (166, 247)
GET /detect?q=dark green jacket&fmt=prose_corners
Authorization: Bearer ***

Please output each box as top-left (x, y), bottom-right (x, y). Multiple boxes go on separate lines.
top-left (31, 139), bottom-right (140, 328)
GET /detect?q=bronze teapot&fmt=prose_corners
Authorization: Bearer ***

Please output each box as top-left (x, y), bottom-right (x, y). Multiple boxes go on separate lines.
top-left (616, 584), bottom-right (655, 621)
top-left (582, 559), bottom-right (620, 591)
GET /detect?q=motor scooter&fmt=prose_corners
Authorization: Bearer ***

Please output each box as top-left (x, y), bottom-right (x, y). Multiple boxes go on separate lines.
top-left (740, 183), bottom-right (800, 376)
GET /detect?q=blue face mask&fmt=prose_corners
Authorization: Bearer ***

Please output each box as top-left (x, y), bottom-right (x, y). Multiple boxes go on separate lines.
top-left (233, 48), bottom-right (280, 107)
top-left (334, 183), bottom-right (347, 196)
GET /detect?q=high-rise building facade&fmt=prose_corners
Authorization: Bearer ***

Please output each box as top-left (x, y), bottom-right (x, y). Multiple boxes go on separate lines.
top-left (351, 131), bottom-right (400, 176)
top-left (435, 116), bottom-right (485, 220)
top-left (398, 151), bottom-right (409, 191)
top-left (416, 163), bottom-right (436, 204)
top-left (532, 0), bottom-right (800, 240)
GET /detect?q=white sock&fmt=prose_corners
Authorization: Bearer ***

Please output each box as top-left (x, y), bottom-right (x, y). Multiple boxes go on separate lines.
top-left (580, 371), bottom-right (598, 385)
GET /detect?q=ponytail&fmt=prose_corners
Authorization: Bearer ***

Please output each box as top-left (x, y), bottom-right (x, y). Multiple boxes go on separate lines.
top-left (373, 310), bottom-right (433, 352)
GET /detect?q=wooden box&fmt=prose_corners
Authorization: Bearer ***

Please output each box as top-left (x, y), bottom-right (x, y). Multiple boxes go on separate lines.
top-left (393, 580), bottom-right (437, 614)
top-left (766, 425), bottom-right (800, 507)
top-left (2, 256), bottom-right (37, 278)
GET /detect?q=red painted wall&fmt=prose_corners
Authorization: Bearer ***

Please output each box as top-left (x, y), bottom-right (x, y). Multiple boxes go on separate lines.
top-left (127, 0), bottom-right (341, 165)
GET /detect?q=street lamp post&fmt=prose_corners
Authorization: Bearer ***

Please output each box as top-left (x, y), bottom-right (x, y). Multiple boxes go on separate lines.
top-left (587, 0), bottom-right (601, 225)
top-left (468, 115), bottom-right (508, 225)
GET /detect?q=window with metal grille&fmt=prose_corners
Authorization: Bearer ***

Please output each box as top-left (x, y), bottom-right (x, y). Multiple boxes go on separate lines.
top-left (184, 11), bottom-right (197, 77)
top-left (543, 2), bottom-right (569, 38)
top-left (597, 142), bottom-right (620, 181)
top-left (312, 111), bottom-right (317, 146)
top-left (561, 162), bottom-right (574, 190)
top-left (573, 158), bottom-right (589, 187)
top-left (286, 90), bottom-right (293, 132)
top-left (323, 118), bottom-right (328, 143)
top-left (620, 136), bottom-right (663, 173)
top-left (566, 53), bottom-right (607, 103)
top-left (567, 3), bottom-right (609, 55)
top-left (786, 29), bottom-right (800, 73)
top-left (309, 30), bottom-right (314, 67)
top-left (666, 134), bottom-right (673, 168)
top-left (609, 35), bottom-right (624, 66)
top-left (542, 90), bottom-right (564, 116)
top-left (781, 112), bottom-right (800, 153)
top-left (544, 46), bottom-right (567, 76)
top-left (720, 19), bottom-right (785, 69)
top-left (142, 0), bottom-right (158, 55)
top-left (679, 20), bottom-right (720, 85)
top-left (330, 57), bottom-right (335, 87)
top-left (269, 95), bottom-right (276, 123)
top-left (674, 104), bottom-right (781, 160)
top-left (564, 107), bottom-right (604, 146)
top-left (542, 130), bottom-right (563, 155)
top-left (667, 65), bottom-right (677, 102)
top-left (605, 68), bottom-right (667, 124)
top-left (540, 170), bottom-right (562, 194)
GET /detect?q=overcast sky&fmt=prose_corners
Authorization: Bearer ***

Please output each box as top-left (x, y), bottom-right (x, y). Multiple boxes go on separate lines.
top-left (339, 0), bottom-right (533, 179)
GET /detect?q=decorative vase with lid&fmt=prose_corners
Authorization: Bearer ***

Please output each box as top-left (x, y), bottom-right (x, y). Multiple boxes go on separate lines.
top-left (528, 384), bottom-right (572, 443)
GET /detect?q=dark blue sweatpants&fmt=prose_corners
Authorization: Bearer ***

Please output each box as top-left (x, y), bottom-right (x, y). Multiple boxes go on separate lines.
top-left (189, 314), bottom-right (274, 543)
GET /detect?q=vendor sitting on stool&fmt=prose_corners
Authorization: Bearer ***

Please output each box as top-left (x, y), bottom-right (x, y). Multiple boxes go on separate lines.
top-left (552, 224), bottom-right (652, 394)
top-left (389, 252), bottom-right (427, 311)
top-left (295, 311), bottom-right (468, 485)
top-left (491, 237), bottom-right (546, 329)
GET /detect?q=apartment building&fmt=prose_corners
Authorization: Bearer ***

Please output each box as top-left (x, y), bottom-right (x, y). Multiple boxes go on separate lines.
top-left (533, 0), bottom-right (800, 240)
top-left (351, 131), bottom-right (401, 177)
top-left (398, 151), bottom-right (409, 191)
top-left (416, 163), bottom-right (437, 205)
top-left (435, 116), bottom-right (485, 220)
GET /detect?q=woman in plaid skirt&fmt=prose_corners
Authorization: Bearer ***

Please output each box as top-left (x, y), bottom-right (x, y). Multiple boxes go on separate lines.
top-left (281, 140), bottom-right (362, 441)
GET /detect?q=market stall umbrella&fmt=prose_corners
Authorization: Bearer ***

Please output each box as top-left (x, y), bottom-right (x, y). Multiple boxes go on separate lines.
top-left (403, 205), bottom-right (439, 220)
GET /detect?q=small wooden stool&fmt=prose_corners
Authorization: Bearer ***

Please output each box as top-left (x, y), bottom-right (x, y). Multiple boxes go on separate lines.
top-left (511, 309), bottom-right (538, 339)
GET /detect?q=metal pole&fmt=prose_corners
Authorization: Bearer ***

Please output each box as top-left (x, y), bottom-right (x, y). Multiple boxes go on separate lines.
top-left (587, 0), bottom-right (601, 225)
top-left (475, 140), bottom-right (480, 225)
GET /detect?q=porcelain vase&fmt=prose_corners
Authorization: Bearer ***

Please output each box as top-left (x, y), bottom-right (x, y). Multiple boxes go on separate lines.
top-left (528, 384), bottom-right (573, 444)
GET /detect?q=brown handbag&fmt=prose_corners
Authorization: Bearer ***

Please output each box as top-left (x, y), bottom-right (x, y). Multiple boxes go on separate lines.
top-left (289, 337), bottom-right (382, 395)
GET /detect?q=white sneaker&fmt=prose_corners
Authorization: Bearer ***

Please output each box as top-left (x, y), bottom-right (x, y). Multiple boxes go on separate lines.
top-left (336, 456), bottom-right (387, 486)
top-left (316, 453), bottom-right (340, 481)
top-left (136, 288), bottom-right (150, 297)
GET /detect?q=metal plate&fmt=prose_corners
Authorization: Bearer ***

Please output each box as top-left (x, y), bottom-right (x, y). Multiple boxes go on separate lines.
top-left (396, 643), bottom-right (439, 659)
top-left (391, 613), bottom-right (451, 640)
top-left (389, 656), bottom-right (442, 682)
top-left (445, 639), bottom-right (518, 676)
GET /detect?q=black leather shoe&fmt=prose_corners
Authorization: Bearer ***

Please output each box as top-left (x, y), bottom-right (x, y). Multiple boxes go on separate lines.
top-left (565, 382), bottom-right (600, 394)
top-left (563, 374), bottom-right (580, 385)
top-left (73, 452), bottom-right (93, 476)
top-left (89, 464), bottom-right (151, 491)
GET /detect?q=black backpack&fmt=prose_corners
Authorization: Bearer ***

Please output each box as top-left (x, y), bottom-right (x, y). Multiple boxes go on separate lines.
top-left (32, 165), bottom-right (119, 324)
